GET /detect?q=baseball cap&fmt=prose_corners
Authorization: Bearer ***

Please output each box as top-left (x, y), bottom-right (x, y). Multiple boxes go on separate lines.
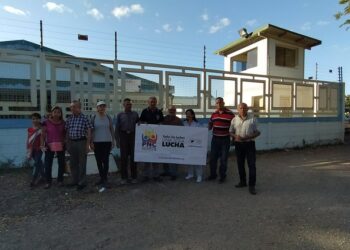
top-left (96, 101), bottom-right (106, 107)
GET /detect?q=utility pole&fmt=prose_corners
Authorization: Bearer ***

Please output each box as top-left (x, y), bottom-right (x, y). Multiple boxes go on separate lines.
top-left (114, 31), bottom-right (117, 61)
top-left (338, 66), bottom-right (343, 83)
top-left (40, 20), bottom-right (43, 51)
top-left (203, 45), bottom-right (207, 117)
top-left (315, 62), bottom-right (318, 80)
top-left (203, 45), bottom-right (206, 69)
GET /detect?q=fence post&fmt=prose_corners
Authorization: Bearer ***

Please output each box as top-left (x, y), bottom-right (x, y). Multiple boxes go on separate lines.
top-left (39, 52), bottom-right (47, 116)
top-left (113, 60), bottom-right (119, 114)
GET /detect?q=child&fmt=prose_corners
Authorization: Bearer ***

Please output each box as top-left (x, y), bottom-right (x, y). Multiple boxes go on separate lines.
top-left (27, 113), bottom-right (44, 187)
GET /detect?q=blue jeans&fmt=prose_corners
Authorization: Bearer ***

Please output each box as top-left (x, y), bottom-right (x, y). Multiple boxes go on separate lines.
top-left (209, 136), bottom-right (231, 178)
top-left (32, 149), bottom-right (44, 181)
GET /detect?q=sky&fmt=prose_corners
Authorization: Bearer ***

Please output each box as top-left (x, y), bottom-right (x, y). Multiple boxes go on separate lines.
top-left (0, 0), bottom-right (349, 93)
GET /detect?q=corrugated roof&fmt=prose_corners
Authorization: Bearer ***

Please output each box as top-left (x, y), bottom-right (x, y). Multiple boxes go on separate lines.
top-left (215, 24), bottom-right (322, 56)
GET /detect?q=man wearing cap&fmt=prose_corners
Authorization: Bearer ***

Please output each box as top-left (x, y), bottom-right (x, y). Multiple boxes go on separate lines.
top-left (115, 98), bottom-right (139, 184)
top-left (65, 100), bottom-right (93, 190)
top-left (90, 100), bottom-right (115, 188)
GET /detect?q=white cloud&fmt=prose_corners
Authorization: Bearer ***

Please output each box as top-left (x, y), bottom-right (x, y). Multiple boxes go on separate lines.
top-left (130, 4), bottom-right (144, 13)
top-left (201, 13), bottom-right (208, 21)
top-left (301, 22), bottom-right (311, 31)
top-left (176, 25), bottom-right (184, 32)
top-left (209, 17), bottom-right (230, 34)
top-left (3, 5), bottom-right (28, 16)
top-left (246, 19), bottom-right (257, 27)
top-left (87, 8), bottom-right (104, 20)
top-left (317, 20), bottom-right (329, 26)
top-left (162, 24), bottom-right (172, 32)
top-left (155, 29), bottom-right (161, 33)
top-left (112, 4), bottom-right (144, 19)
top-left (43, 2), bottom-right (72, 13)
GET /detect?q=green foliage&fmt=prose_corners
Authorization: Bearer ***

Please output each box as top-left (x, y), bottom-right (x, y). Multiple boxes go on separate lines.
top-left (335, 0), bottom-right (350, 30)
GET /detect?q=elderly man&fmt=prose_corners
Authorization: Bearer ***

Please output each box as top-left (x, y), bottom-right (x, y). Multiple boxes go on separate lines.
top-left (207, 97), bottom-right (235, 183)
top-left (161, 105), bottom-right (183, 180)
top-left (139, 96), bottom-right (164, 182)
top-left (65, 100), bottom-right (93, 190)
top-left (230, 103), bottom-right (260, 195)
top-left (115, 98), bottom-right (139, 184)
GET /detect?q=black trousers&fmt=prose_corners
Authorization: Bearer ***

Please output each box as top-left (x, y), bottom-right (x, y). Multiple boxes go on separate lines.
top-left (93, 142), bottom-right (111, 182)
top-left (235, 141), bottom-right (256, 187)
top-left (119, 132), bottom-right (137, 180)
top-left (45, 149), bottom-right (65, 183)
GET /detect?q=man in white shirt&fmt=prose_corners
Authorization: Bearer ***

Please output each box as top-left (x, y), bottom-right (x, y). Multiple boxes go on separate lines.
top-left (229, 103), bottom-right (260, 195)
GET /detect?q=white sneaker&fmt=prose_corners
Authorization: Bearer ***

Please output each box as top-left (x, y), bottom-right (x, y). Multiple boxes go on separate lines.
top-left (196, 176), bottom-right (202, 183)
top-left (185, 175), bottom-right (194, 180)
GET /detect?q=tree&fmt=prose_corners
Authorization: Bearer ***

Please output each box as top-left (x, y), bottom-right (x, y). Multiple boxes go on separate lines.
top-left (335, 0), bottom-right (350, 30)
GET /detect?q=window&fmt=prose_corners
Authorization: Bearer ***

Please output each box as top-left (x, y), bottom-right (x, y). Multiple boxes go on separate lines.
top-left (272, 83), bottom-right (292, 109)
top-left (231, 48), bottom-right (257, 73)
top-left (0, 89), bottom-right (31, 102)
top-left (57, 91), bottom-right (71, 103)
top-left (296, 85), bottom-right (313, 109)
top-left (275, 46), bottom-right (297, 67)
top-left (83, 98), bottom-right (89, 111)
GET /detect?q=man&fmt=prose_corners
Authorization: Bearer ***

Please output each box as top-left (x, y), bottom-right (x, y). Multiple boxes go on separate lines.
top-left (207, 97), bottom-right (234, 183)
top-left (139, 96), bottom-right (164, 182)
top-left (230, 103), bottom-right (260, 195)
top-left (161, 105), bottom-right (183, 180)
top-left (115, 98), bottom-right (139, 184)
top-left (65, 100), bottom-right (93, 190)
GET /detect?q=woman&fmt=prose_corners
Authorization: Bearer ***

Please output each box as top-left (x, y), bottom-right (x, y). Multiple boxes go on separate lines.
top-left (183, 109), bottom-right (204, 183)
top-left (41, 106), bottom-right (66, 189)
top-left (90, 101), bottom-right (115, 188)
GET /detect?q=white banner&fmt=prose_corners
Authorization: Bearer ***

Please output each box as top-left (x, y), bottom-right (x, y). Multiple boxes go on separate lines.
top-left (134, 124), bottom-right (208, 165)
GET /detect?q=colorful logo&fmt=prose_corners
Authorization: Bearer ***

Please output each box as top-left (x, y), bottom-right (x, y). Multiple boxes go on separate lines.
top-left (142, 129), bottom-right (157, 150)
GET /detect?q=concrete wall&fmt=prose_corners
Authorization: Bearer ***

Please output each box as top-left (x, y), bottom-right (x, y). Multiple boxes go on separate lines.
top-left (0, 120), bottom-right (344, 168)
top-left (224, 39), bottom-right (268, 75)
top-left (223, 38), bottom-right (305, 79)
top-left (268, 39), bottom-right (305, 79)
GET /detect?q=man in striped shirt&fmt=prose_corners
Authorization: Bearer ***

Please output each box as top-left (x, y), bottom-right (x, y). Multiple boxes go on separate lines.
top-left (207, 97), bottom-right (235, 183)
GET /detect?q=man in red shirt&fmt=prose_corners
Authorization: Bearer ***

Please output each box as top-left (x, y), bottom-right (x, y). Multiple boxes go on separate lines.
top-left (207, 97), bottom-right (234, 183)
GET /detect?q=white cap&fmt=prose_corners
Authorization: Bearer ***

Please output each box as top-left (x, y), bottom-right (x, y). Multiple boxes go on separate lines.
top-left (96, 100), bottom-right (106, 107)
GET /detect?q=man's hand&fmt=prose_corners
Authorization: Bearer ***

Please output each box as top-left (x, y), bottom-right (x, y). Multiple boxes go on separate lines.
top-left (234, 135), bottom-right (244, 142)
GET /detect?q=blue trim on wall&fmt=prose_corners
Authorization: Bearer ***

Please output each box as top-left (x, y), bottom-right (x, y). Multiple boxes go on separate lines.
top-left (0, 119), bottom-right (32, 129)
top-left (0, 114), bottom-right (343, 129)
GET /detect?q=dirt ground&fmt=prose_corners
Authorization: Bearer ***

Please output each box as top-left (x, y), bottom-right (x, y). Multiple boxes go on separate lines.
top-left (1, 139), bottom-right (350, 250)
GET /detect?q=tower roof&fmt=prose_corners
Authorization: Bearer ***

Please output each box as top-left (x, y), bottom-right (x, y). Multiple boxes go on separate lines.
top-left (215, 24), bottom-right (321, 56)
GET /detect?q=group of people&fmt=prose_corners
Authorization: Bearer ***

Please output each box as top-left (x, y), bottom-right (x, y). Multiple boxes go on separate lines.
top-left (26, 96), bottom-right (260, 195)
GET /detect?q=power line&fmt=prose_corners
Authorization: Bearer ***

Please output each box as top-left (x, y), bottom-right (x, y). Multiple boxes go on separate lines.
top-left (1, 18), bottom-right (217, 50)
